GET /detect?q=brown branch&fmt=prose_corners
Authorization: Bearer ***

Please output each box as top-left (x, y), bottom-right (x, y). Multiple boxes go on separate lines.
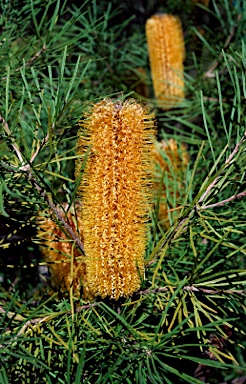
top-left (0, 114), bottom-right (49, 170)
top-left (23, 44), bottom-right (46, 67)
top-left (219, 377), bottom-right (246, 384)
top-left (75, 302), bottom-right (101, 312)
top-left (1, 284), bottom-right (245, 337)
top-left (197, 131), bottom-right (246, 206)
top-left (29, 176), bottom-right (84, 252)
top-left (138, 286), bottom-right (245, 296)
top-left (200, 190), bottom-right (246, 210)
top-left (0, 116), bottom-right (81, 253)
top-left (202, 96), bottom-right (227, 103)
top-left (19, 133), bottom-right (49, 171)
top-left (29, 134), bottom-right (49, 163)
top-left (34, 187), bottom-right (84, 252)
top-left (1, 44), bottom-right (46, 80)
top-left (16, 302), bottom-right (100, 335)
top-left (1, 280), bottom-right (245, 337)
top-left (0, 115), bottom-right (24, 164)
top-left (204, 15), bottom-right (241, 78)
top-left (0, 301), bottom-right (101, 339)
top-left (1, 161), bottom-right (84, 253)
top-left (143, 132), bottom-right (246, 269)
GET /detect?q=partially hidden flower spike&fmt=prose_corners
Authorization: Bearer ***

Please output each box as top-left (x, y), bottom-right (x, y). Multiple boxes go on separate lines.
top-left (154, 139), bottom-right (189, 229)
top-left (36, 203), bottom-right (92, 299)
top-left (146, 14), bottom-right (185, 109)
top-left (75, 99), bottom-right (156, 300)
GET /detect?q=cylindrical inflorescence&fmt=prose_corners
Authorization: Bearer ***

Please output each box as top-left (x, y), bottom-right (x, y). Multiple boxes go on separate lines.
top-left (75, 99), bottom-right (156, 300)
top-left (146, 14), bottom-right (185, 109)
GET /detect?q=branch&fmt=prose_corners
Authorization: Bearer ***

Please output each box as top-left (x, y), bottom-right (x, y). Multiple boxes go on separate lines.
top-left (18, 133), bottom-right (49, 171)
top-left (204, 15), bottom-right (241, 78)
top-left (202, 96), bottom-right (227, 103)
top-left (0, 115), bottom-right (24, 164)
top-left (197, 131), bottom-right (246, 206)
top-left (0, 114), bottom-right (49, 171)
top-left (1, 161), bottom-right (84, 253)
top-left (138, 286), bottom-right (245, 296)
top-left (1, 44), bottom-right (46, 80)
top-left (1, 281), bottom-right (245, 338)
top-left (200, 190), bottom-right (246, 210)
top-left (219, 377), bottom-right (246, 384)
top-left (30, 178), bottom-right (84, 252)
top-left (144, 131), bottom-right (246, 269)
top-left (1, 285), bottom-right (244, 338)
top-left (0, 301), bottom-right (101, 339)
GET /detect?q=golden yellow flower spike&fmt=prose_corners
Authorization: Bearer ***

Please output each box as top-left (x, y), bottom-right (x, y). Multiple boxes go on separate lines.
top-left (146, 14), bottom-right (185, 109)
top-left (75, 99), bottom-right (156, 300)
top-left (155, 139), bottom-right (189, 229)
top-left (37, 203), bottom-right (91, 299)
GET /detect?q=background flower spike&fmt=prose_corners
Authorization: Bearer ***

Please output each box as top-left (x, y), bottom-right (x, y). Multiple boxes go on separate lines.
top-left (146, 14), bottom-right (185, 109)
top-left (37, 203), bottom-right (91, 299)
top-left (154, 139), bottom-right (189, 229)
top-left (75, 98), bottom-right (156, 300)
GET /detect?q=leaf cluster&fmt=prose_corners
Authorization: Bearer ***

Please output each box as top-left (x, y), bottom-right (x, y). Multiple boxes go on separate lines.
top-left (0, 0), bottom-right (246, 382)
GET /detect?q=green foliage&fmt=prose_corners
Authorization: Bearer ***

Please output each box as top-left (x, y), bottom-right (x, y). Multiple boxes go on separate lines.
top-left (0, 0), bottom-right (246, 382)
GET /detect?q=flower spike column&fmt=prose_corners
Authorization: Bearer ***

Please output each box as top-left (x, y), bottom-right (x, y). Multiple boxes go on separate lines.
top-left (75, 99), bottom-right (156, 300)
top-left (146, 14), bottom-right (185, 109)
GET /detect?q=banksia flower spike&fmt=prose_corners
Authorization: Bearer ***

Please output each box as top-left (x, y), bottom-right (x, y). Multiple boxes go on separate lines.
top-left (75, 99), bottom-right (156, 300)
top-left (37, 203), bottom-right (91, 299)
top-left (155, 139), bottom-right (189, 229)
top-left (146, 14), bottom-right (185, 109)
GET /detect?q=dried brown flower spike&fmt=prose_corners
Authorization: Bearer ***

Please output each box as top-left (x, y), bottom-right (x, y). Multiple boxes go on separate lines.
top-left (37, 203), bottom-right (91, 298)
top-left (146, 14), bottom-right (185, 109)
top-left (75, 99), bottom-right (156, 300)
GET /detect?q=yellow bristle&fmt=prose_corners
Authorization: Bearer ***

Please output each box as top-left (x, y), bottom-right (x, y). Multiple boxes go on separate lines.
top-left (75, 99), bottom-right (156, 300)
top-left (155, 139), bottom-right (189, 229)
top-left (146, 14), bottom-right (185, 109)
top-left (37, 203), bottom-right (91, 299)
